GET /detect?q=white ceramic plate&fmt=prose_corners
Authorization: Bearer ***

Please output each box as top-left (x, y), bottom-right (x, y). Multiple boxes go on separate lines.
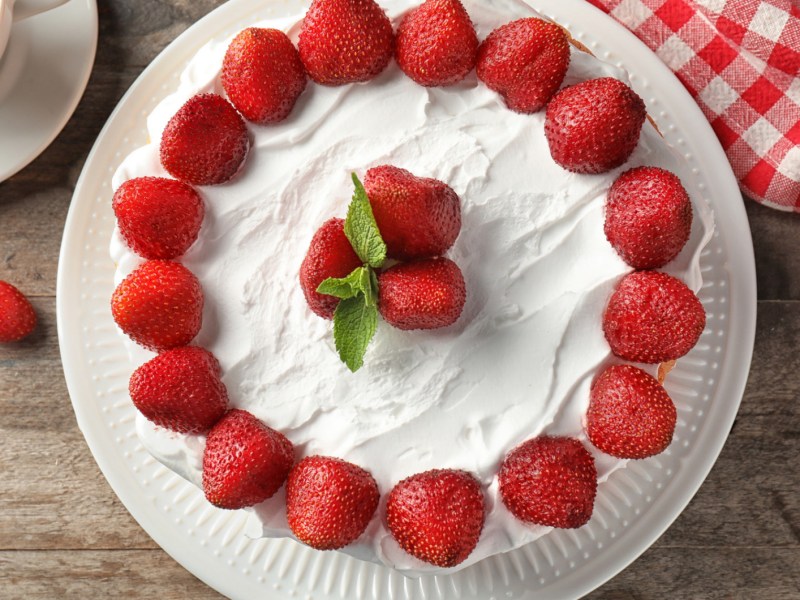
top-left (0, 0), bottom-right (97, 182)
top-left (57, 1), bottom-right (756, 598)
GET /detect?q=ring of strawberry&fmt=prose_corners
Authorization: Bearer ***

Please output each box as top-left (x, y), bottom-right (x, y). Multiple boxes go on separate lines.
top-left (605, 166), bottom-right (693, 270)
top-left (300, 169), bottom-right (466, 372)
top-left (112, 176), bottom-right (204, 260)
top-left (386, 469), bottom-right (485, 568)
top-left (298, 0), bottom-right (394, 86)
top-left (111, 260), bottom-right (204, 352)
top-left (587, 364), bottom-right (677, 459)
top-left (202, 409), bottom-right (294, 510)
top-left (286, 456), bottom-right (379, 550)
top-left (499, 436), bottom-right (597, 529)
top-left (477, 17), bottom-right (571, 113)
top-left (545, 77), bottom-right (647, 174)
top-left (222, 27), bottom-right (308, 125)
top-left (396, 0), bottom-right (479, 87)
top-left (129, 346), bottom-right (229, 434)
top-left (603, 270), bottom-right (706, 364)
top-left (160, 93), bottom-right (250, 186)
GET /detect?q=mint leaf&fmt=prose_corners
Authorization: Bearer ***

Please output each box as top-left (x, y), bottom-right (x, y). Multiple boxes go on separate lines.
top-left (318, 266), bottom-right (377, 306)
top-left (362, 266), bottom-right (379, 308)
top-left (344, 173), bottom-right (387, 269)
top-left (317, 266), bottom-right (370, 300)
top-left (369, 268), bottom-right (379, 302)
top-left (333, 295), bottom-right (378, 372)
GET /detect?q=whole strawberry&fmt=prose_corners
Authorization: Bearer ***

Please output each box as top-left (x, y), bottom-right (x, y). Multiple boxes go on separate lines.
top-left (111, 260), bottom-right (203, 352)
top-left (129, 346), bottom-right (228, 434)
top-left (286, 456), bottom-right (379, 550)
top-left (587, 364), bottom-right (677, 459)
top-left (300, 218), bottom-right (363, 319)
top-left (112, 176), bottom-right (204, 260)
top-left (545, 77), bottom-right (646, 174)
top-left (364, 165), bottom-right (460, 260)
top-left (0, 281), bottom-right (36, 343)
top-left (378, 257), bottom-right (466, 331)
top-left (298, 0), bottom-right (394, 85)
top-left (202, 409), bottom-right (294, 509)
top-left (605, 166), bottom-right (693, 269)
top-left (222, 28), bottom-right (307, 124)
top-left (386, 469), bottom-right (485, 568)
top-left (396, 0), bottom-right (479, 87)
top-left (160, 93), bottom-right (250, 186)
top-left (477, 18), bottom-right (570, 113)
top-left (603, 271), bottom-right (706, 363)
top-left (499, 436), bottom-right (597, 529)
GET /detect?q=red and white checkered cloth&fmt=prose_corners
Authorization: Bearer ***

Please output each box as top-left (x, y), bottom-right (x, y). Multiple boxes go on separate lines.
top-left (586, 0), bottom-right (800, 211)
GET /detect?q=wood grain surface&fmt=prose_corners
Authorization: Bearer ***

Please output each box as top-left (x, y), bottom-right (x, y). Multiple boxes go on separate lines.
top-left (1, 1), bottom-right (798, 598)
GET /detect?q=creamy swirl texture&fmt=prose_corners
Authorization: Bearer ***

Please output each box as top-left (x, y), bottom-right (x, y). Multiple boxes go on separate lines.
top-left (110, 0), bottom-right (714, 576)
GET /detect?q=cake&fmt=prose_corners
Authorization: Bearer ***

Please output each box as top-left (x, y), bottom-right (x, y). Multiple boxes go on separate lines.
top-left (109, 0), bottom-right (714, 576)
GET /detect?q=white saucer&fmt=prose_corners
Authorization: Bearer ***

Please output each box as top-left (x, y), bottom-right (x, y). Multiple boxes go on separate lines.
top-left (0, 0), bottom-right (97, 182)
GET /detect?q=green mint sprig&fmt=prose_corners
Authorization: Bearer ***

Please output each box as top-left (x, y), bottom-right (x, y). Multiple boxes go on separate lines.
top-left (317, 266), bottom-right (376, 307)
top-left (344, 173), bottom-right (387, 268)
top-left (316, 174), bottom-right (386, 372)
top-left (332, 296), bottom-right (378, 372)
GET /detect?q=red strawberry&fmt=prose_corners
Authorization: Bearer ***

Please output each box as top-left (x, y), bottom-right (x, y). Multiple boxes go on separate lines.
top-left (286, 456), bottom-right (379, 550)
top-left (586, 364), bottom-right (677, 459)
top-left (300, 218), bottom-right (363, 319)
top-left (222, 28), bottom-right (307, 124)
top-left (395, 0), bottom-right (479, 87)
top-left (545, 77), bottom-right (646, 174)
top-left (499, 436), bottom-right (597, 529)
top-left (0, 281), bottom-right (36, 343)
top-left (477, 18), bottom-right (570, 113)
top-left (202, 409), bottom-right (294, 509)
top-left (378, 257), bottom-right (466, 331)
top-left (605, 166), bottom-right (693, 269)
top-left (298, 0), bottom-right (394, 86)
top-left (160, 93), bottom-right (250, 186)
top-left (129, 346), bottom-right (228, 434)
top-left (112, 176), bottom-right (204, 260)
top-left (364, 165), bottom-right (461, 260)
top-left (111, 260), bottom-right (204, 352)
top-left (603, 271), bottom-right (706, 363)
top-left (386, 469), bottom-right (485, 568)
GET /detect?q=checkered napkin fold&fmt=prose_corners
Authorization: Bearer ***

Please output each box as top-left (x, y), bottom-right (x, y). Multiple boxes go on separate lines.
top-left (587, 0), bottom-right (800, 211)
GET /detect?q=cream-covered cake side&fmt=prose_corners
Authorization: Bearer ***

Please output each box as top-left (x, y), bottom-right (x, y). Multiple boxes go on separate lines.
top-left (109, 0), bottom-right (714, 576)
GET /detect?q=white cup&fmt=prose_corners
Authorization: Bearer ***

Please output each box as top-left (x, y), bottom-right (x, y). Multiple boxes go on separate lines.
top-left (0, 0), bottom-right (70, 62)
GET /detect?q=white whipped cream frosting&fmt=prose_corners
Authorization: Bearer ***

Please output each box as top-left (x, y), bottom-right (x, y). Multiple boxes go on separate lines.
top-left (110, 0), bottom-right (714, 576)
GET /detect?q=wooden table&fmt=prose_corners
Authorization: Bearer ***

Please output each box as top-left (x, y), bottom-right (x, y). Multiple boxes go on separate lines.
top-left (1, 1), bottom-right (798, 598)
